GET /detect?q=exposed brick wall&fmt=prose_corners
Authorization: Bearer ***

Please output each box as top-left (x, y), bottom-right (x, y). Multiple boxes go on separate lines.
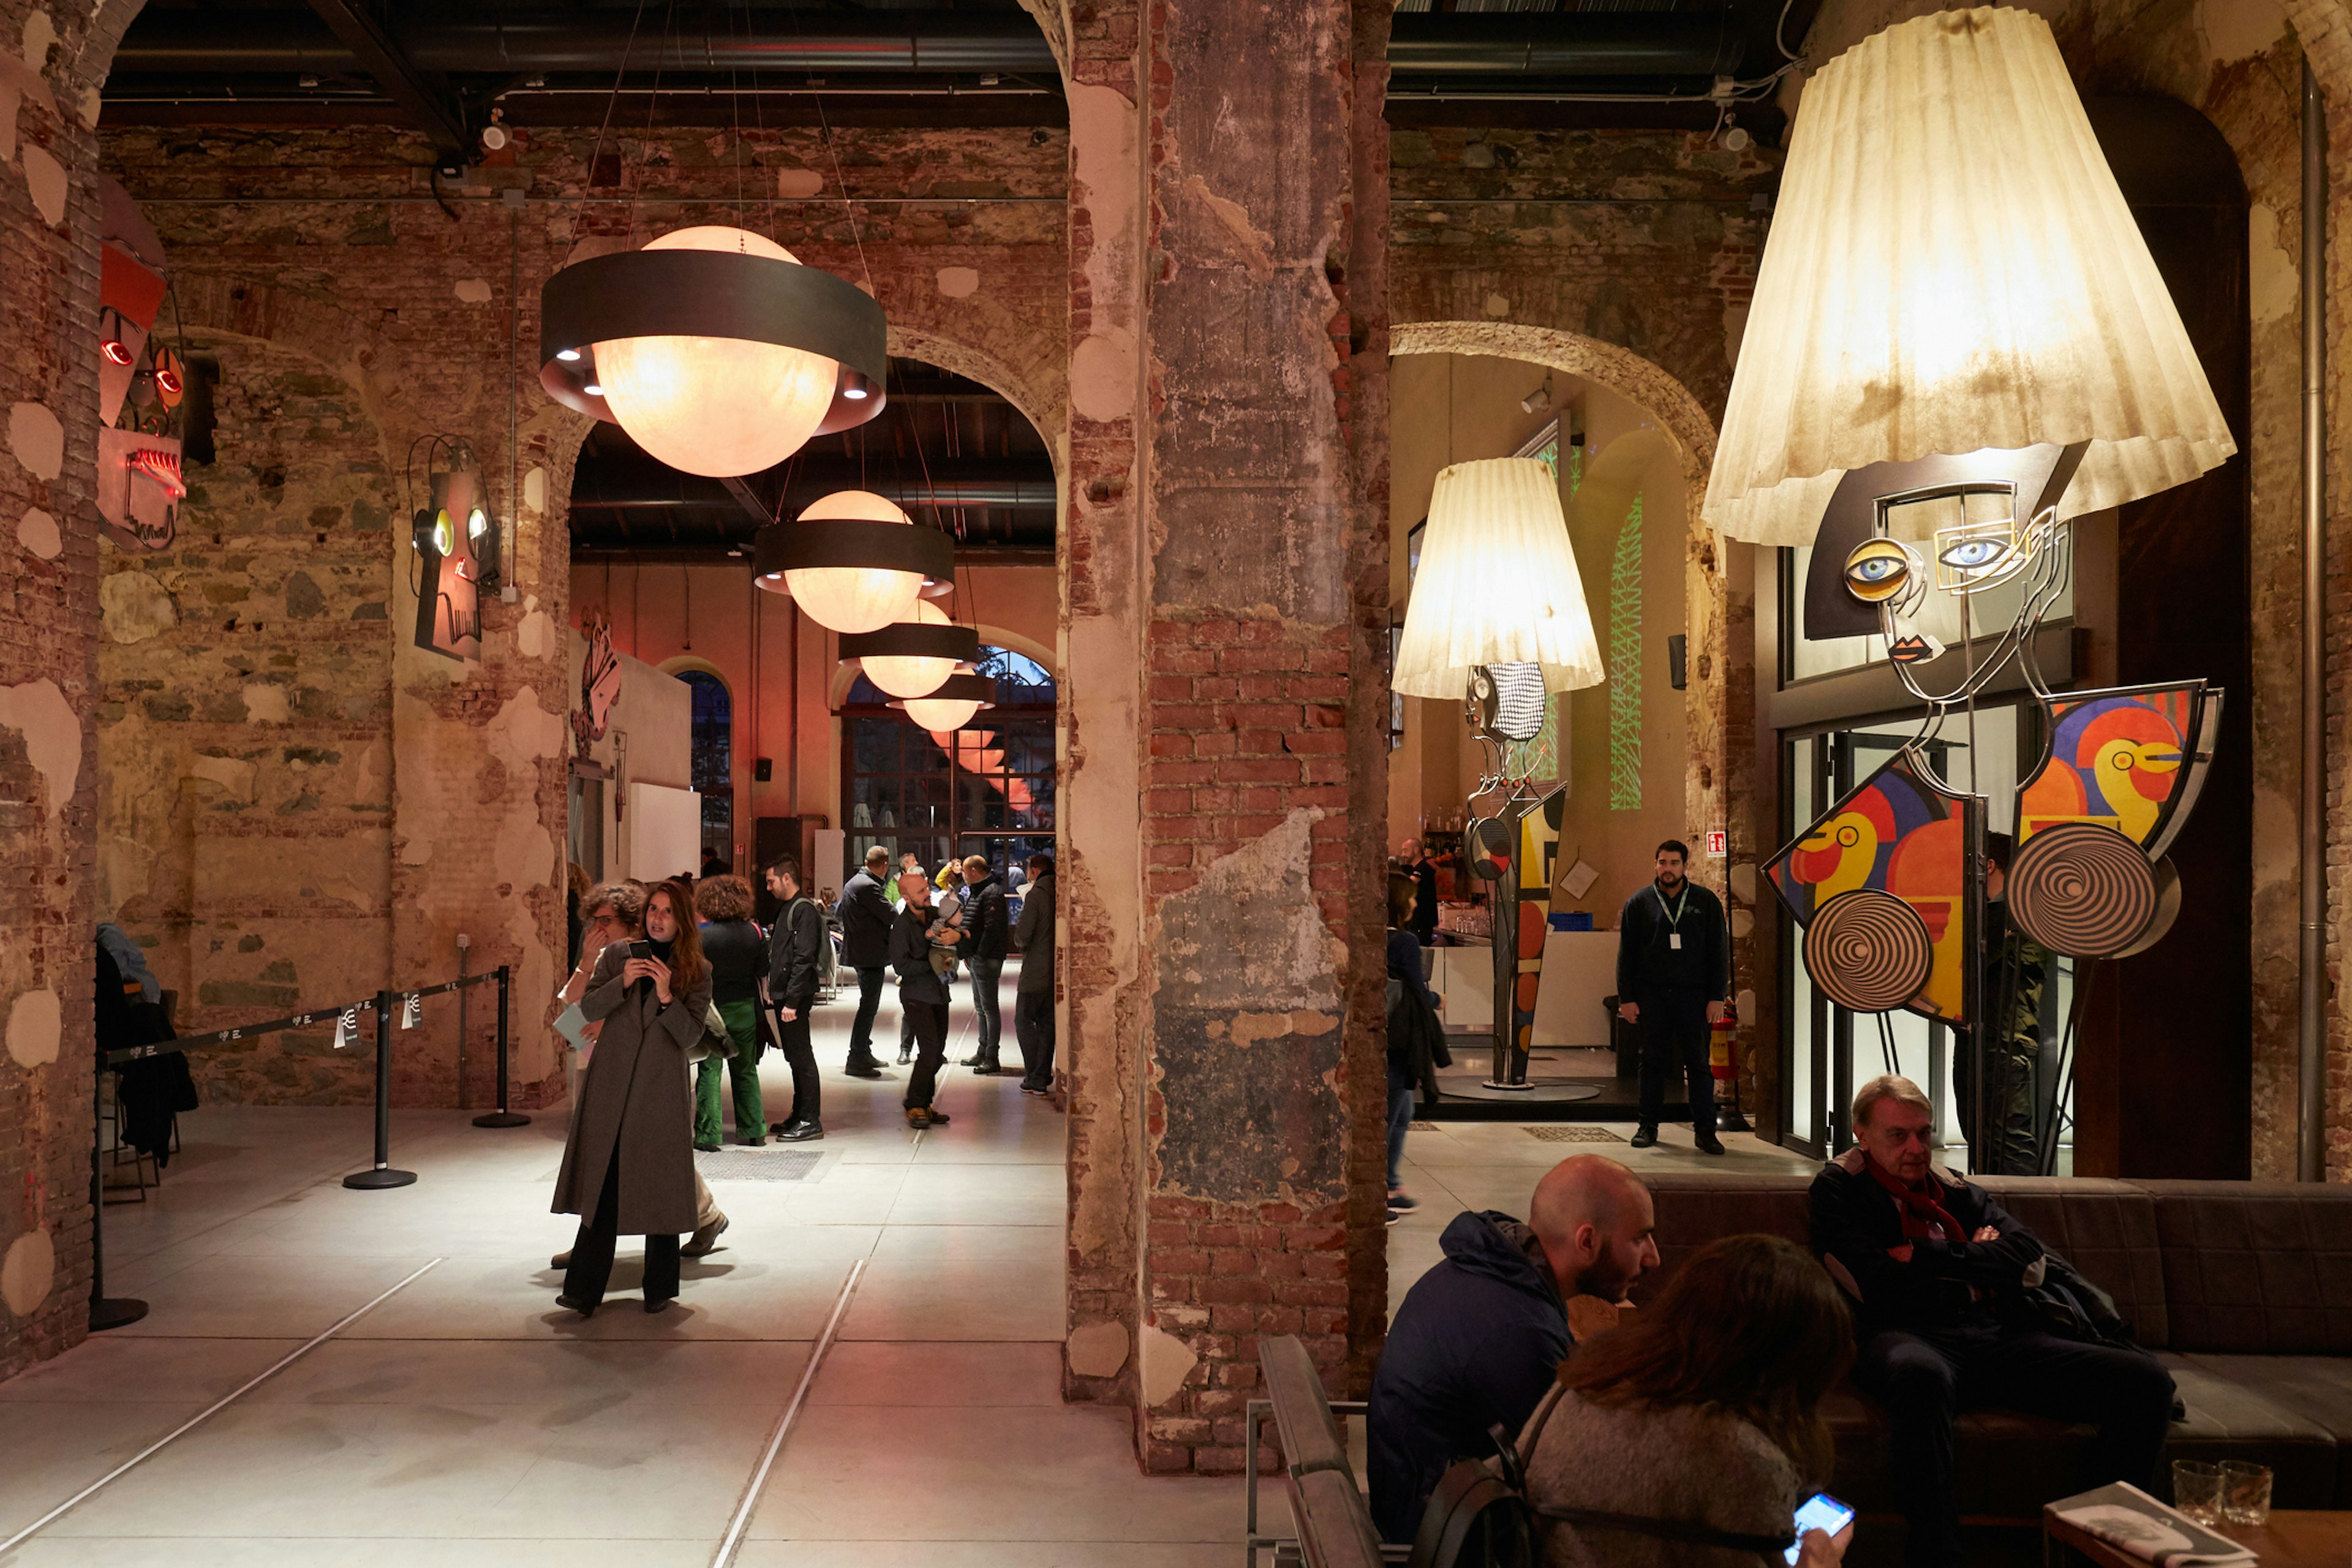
top-left (0, 0), bottom-right (145, 1385)
top-left (87, 119), bottom-right (1068, 1111)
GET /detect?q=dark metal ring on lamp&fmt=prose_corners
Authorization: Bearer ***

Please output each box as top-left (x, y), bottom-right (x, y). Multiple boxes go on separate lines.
top-left (887, 673), bottom-right (997, 728)
top-left (838, 622), bottom-right (981, 663)
top-left (753, 518), bottom-right (956, 588)
top-left (538, 248), bottom-right (889, 435)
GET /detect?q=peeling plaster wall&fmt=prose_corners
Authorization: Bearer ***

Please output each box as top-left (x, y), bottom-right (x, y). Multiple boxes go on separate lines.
top-left (98, 329), bottom-right (394, 1102)
top-left (86, 117), bottom-right (1070, 1116)
top-left (0, 0), bottom-right (146, 1385)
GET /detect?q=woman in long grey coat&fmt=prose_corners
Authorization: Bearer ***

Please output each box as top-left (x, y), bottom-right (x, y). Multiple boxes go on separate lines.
top-left (552, 878), bottom-right (712, 1315)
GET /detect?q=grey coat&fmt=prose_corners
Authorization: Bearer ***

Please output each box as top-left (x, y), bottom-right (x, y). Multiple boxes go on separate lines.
top-left (1519, 1385), bottom-right (1803, 1568)
top-left (1013, 872), bottom-right (1055, 994)
top-left (551, 943), bottom-right (710, 1236)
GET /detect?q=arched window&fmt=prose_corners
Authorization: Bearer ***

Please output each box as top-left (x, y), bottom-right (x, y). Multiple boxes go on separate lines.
top-left (677, 669), bottom-right (733, 871)
top-left (840, 646), bottom-right (1055, 883)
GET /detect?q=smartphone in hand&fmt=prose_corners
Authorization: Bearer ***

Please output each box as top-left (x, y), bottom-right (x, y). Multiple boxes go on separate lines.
top-left (1785, 1493), bottom-right (1856, 1565)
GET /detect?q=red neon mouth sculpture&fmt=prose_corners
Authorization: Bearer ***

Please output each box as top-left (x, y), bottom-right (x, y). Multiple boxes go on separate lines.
top-left (129, 447), bottom-right (187, 499)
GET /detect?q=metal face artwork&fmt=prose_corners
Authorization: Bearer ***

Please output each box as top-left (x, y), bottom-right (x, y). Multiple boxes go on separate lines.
top-left (576, 611), bottom-right (623, 757)
top-left (1768, 751), bottom-right (1977, 1024)
top-left (411, 464), bottom-right (484, 663)
top-left (1468, 662), bottom-right (1547, 746)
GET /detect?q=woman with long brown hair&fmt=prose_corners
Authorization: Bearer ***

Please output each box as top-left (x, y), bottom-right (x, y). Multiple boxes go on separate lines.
top-left (551, 878), bottom-right (714, 1316)
top-left (1520, 1232), bottom-right (1856, 1567)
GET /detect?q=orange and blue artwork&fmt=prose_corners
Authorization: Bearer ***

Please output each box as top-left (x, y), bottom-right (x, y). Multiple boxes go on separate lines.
top-left (2018, 684), bottom-right (2204, 850)
top-left (1768, 753), bottom-right (1973, 1023)
top-left (1510, 788), bottom-right (1566, 1056)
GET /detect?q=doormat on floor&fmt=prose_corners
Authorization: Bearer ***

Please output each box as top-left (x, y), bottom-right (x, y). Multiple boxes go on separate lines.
top-left (1409, 1121), bottom-right (1441, 1131)
top-left (693, 1148), bottom-right (824, 1181)
top-left (1523, 1126), bottom-right (1625, 1143)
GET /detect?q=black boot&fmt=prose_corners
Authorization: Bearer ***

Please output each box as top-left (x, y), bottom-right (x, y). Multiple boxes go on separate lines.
top-left (775, 1118), bottom-right (824, 1142)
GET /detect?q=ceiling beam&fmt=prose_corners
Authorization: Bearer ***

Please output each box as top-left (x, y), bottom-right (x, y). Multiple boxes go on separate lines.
top-left (298, 0), bottom-right (470, 157)
top-left (718, 476), bottom-right (774, 526)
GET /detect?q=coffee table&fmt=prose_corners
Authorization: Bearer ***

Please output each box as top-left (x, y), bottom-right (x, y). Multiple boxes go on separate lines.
top-left (2045, 1507), bottom-right (2352, 1566)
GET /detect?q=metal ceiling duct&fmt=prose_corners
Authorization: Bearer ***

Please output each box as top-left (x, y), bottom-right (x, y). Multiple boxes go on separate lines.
top-left (116, 10), bottom-right (1743, 82)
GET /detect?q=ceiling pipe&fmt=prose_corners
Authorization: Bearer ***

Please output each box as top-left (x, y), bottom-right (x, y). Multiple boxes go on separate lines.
top-left (117, 10), bottom-right (1744, 81)
top-left (571, 459), bottom-right (1059, 514)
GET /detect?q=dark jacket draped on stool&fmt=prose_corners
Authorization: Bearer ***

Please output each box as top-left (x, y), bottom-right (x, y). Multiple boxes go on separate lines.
top-left (551, 943), bottom-right (710, 1235)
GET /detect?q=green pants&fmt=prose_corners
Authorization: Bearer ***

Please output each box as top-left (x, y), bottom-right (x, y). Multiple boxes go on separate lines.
top-left (694, 997), bottom-right (766, 1145)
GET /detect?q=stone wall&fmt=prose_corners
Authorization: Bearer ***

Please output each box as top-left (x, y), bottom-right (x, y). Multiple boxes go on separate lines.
top-left (88, 118), bottom-right (1070, 1112)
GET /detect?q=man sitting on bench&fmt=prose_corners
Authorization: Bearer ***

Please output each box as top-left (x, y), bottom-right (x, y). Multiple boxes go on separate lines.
top-left (1810, 1074), bottom-right (2176, 1568)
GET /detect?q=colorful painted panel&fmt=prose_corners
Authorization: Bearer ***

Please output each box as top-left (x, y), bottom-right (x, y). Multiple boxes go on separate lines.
top-left (2017, 683), bottom-right (2204, 850)
top-left (1767, 752), bottom-right (1973, 1023)
top-left (1510, 788), bottom-right (1567, 1054)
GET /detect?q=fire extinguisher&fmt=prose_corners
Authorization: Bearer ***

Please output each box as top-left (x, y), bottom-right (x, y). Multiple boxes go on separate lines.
top-left (1710, 1001), bottom-right (1754, 1134)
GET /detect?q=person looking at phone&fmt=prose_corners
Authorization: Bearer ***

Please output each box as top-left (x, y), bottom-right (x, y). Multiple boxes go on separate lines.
top-left (1810, 1076), bottom-right (2174, 1568)
top-left (1519, 1233), bottom-right (1855, 1567)
top-left (550, 878), bottom-right (714, 1316)
top-left (890, 869), bottom-right (956, 1129)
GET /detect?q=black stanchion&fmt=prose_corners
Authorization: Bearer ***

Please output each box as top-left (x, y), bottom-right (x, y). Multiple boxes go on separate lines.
top-left (472, 965), bottom-right (529, 1128)
top-left (344, 989), bottom-right (417, 1189)
top-left (88, 1057), bottom-right (148, 1332)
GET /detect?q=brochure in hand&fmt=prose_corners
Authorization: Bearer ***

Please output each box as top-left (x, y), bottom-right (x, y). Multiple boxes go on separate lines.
top-left (2049, 1483), bottom-right (2255, 1567)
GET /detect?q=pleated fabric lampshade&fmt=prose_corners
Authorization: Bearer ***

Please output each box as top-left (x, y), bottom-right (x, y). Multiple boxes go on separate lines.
top-left (1703, 6), bottom-right (2235, 546)
top-left (1393, 457), bottom-right (1605, 699)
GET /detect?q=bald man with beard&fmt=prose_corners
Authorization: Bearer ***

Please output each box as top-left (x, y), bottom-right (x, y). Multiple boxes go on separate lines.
top-left (1368, 1156), bottom-right (1662, 1544)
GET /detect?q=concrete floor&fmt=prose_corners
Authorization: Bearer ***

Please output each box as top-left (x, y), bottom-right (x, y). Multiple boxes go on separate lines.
top-left (1, 967), bottom-right (1243, 1566)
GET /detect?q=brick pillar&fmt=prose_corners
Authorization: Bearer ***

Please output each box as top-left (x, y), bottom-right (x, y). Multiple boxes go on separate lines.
top-left (1057, 0), bottom-right (1390, 1472)
top-left (0, 0), bottom-right (147, 1381)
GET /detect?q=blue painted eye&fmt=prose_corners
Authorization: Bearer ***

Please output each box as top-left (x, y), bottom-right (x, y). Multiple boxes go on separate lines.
top-left (1939, 536), bottom-right (2008, 570)
top-left (1843, 539), bottom-right (1912, 603)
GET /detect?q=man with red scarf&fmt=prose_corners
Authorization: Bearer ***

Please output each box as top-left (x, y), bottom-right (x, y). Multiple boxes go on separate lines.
top-left (1809, 1075), bottom-right (2175, 1568)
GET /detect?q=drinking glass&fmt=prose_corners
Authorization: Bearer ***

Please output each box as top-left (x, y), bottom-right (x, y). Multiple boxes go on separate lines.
top-left (2172, 1460), bottom-right (2224, 1525)
top-left (2219, 1461), bottom-right (2272, 1527)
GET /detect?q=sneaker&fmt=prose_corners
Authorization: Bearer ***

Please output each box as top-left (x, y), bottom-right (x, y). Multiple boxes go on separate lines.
top-left (970, 1062), bottom-right (1001, 1076)
top-left (774, 1119), bottom-right (824, 1143)
top-left (1020, 1084), bottom-right (1050, 1097)
top-left (693, 1141), bottom-right (722, 1154)
top-left (843, 1062), bottom-right (884, 1080)
top-left (1387, 1189), bottom-right (1418, 1211)
top-left (1695, 1134), bottom-right (1727, 1157)
top-left (897, 1047), bottom-right (913, 1065)
top-left (682, 1215), bottom-right (729, 1258)
top-left (1629, 1125), bottom-right (1659, 1150)
top-left (1385, 1208), bottom-right (1404, 1227)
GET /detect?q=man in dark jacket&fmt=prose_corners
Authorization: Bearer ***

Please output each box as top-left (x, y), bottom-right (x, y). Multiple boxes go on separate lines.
top-left (957, 854), bottom-right (1012, 1073)
top-left (1013, 855), bottom-right (1056, 1095)
top-left (1367, 1155), bottom-right (1659, 1544)
top-left (763, 856), bottom-right (826, 1142)
top-left (1811, 1075), bottom-right (2175, 1568)
top-left (833, 845), bottom-right (895, 1077)
top-left (1397, 837), bottom-right (1439, 945)
top-left (1615, 839), bottom-right (1731, 1155)
top-left (891, 869), bottom-right (958, 1128)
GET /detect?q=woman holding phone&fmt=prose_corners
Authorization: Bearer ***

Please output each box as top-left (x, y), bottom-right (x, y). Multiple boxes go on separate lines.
top-left (1520, 1233), bottom-right (1856, 1567)
top-left (551, 878), bottom-right (714, 1316)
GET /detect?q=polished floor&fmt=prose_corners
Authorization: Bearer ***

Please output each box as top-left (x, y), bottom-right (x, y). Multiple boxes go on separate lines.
top-left (1, 970), bottom-right (1242, 1566)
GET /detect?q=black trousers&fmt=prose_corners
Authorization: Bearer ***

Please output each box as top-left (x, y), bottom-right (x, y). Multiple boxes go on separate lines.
top-left (1015, 989), bottom-right (1055, 1088)
top-left (775, 1010), bottom-right (820, 1126)
top-left (967, 958), bottom-right (1005, 1060)
top-left (846, 965), bottom-right (886, 1066)
top-left (1855, 1322), bottom-right (2176, 1568)
top-left (1635, 989), bottom-right (1715, 1133)
top-left (562, 1150), bottom-right (680, 1310)
top-left (902, 997), bottom-right (949, 1108)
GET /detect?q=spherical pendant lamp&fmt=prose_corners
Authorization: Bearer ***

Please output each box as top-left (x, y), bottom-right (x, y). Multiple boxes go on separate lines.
top-left (540, 224), bottom-right (888, 479)
top-left (753, 490), bottom-right (955, 635)
top-left (841, 598), bottom-right (982, 699)
top-left (891, 672), bottom-right (995, 731)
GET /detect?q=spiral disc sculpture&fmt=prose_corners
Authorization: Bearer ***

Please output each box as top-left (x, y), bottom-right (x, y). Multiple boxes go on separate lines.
top-left (2008, 821), bottom-right (2158, 957)
top-left (1804, 889), bottom-right (1936, 1012)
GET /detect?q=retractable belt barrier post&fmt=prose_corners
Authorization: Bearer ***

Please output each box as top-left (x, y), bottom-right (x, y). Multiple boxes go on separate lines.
top-left (343, 989), bottom-right (413, 1191)
top-left (472, 965), bottom-right (529, 1129)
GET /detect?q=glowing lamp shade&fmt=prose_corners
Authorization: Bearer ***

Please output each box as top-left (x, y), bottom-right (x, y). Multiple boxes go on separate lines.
top-left (591, 227), bottom-right (840, 478)
top-left (786, 491), bottom-right (927, 633)
top-left (892, 673), bottom-right (995, 731)
top-left (901, 693), bottom-right (984, 730)
top-left (1703, 7), bottom-right (2234, 545)
top-left (1393, 457), bottom-right (1605, 699)
top-left (860, 600), bottom-right (959, 698)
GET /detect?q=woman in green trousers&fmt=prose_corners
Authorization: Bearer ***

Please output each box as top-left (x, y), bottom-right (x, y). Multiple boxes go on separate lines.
top-left (693, 874), bottom-right (768, 1148)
